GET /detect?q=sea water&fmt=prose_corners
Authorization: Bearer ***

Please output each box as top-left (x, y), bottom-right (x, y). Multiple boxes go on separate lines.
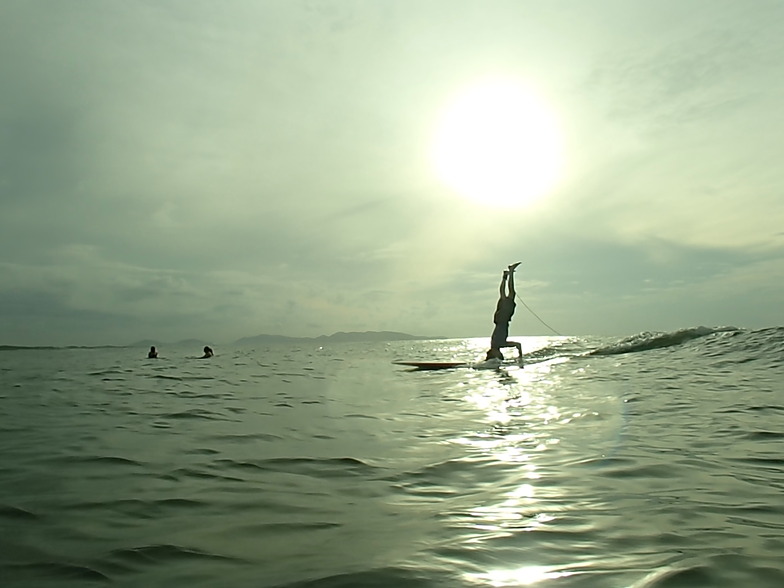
top-left (1, 327), bottom-right (783, 587)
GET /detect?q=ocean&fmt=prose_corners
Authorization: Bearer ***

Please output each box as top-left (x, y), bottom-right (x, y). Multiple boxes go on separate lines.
top-left (1, 326), bottom-right (783, 588)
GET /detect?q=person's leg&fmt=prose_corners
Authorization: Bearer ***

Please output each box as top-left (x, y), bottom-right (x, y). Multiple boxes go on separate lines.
top-left (506, 266), bottom-right (516, 299)
top-left (499, 270), bottom-right (508, 299)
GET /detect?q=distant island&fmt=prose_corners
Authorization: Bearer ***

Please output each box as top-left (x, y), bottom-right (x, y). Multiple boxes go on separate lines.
top-left (0, 344), bottom-right (128, 351)
top-left (128, 338), bottom-right (211, 349)
top-left (1, 332), bottom-right (447, 351)
top-left (124, 331), bottom-right (445, 348)
top-left (234, 330), bottom-right (446, 346)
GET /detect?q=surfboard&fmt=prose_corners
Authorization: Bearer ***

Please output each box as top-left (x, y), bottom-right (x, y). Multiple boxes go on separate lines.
top-left (392, 361), bottom-right (468, 370)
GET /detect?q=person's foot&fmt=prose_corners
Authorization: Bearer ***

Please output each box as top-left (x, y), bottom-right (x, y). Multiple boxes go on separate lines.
top-left (503, 270), bottom-right (509, 279)
top-left (508, 262), bottom-right (521, 271)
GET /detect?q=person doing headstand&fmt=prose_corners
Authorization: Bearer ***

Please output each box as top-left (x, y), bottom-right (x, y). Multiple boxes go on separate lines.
top-left (486, 262), bottom-right (523, 361)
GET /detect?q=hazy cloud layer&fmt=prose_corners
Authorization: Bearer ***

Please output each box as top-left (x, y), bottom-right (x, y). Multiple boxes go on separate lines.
top-left (2, 1), bottom-right (783, 345)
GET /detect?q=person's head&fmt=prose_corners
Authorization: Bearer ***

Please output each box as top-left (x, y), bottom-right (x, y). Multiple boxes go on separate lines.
top-left (485, 348), bottom-right (504, 361)
top-left (150, 346), bottom-right (156, 352)
top-left (203, 346), bottom-right (211, 353)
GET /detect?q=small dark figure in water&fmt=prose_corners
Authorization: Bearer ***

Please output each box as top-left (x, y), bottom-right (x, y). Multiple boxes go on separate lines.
top-left (148, 346), bottom-right (158, 359)
top-left (200, 346), bottom-right (214, 358)
top-left (486, 263), bottom-right (523, 361)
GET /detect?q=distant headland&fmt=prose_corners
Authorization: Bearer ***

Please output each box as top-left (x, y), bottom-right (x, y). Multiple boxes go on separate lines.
top-left (127, 331), bottom-right (445, 348)
top-left (1, 332), bottom-right (447, 351)
top-left (233, 331), bottom-right (446, 346)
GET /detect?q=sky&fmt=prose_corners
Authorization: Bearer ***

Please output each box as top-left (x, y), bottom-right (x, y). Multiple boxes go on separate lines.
top-left (2, 0), bottom-right (783, 346)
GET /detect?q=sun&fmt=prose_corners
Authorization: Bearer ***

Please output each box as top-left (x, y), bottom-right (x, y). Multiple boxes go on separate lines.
top-left (431, 77), bottom-right (565, 208)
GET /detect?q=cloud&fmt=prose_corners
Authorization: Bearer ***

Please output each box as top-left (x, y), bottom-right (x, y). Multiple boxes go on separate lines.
top-left (563, 11), bottom-right (784, 251)
top-left (2, 1), bottom-right (783, 344)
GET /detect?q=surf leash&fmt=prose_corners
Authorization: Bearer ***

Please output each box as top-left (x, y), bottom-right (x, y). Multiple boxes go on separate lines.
top-left (515, 293), bottom-right (563, 336)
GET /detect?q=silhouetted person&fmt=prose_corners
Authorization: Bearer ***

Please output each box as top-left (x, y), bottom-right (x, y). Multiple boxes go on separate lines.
top-left (486, 263), bottom-right (523, 361)
top-left (200, 346), bottom-right (214, 358)
top-left (148, 346), bottom-right (158, 359)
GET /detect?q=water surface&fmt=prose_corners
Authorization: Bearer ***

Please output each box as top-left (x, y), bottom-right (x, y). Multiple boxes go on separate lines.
top-left (1, 328), bottom-right (783, 587)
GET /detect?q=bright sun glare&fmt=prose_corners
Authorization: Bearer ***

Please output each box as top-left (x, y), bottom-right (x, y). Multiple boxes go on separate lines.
top-left (431, 77), bottom-right (565, 209)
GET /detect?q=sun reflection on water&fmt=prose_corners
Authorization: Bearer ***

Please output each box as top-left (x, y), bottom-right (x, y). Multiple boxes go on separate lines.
top-left (466, 565), bottom-right (572, 586)
top-left (449, 352), bottom-right (582, 586)
top-left (414, 337), bottom-right (627, 586)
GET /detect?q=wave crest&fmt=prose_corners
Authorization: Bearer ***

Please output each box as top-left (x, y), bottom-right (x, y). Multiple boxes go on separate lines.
top-left (589, 326), bottom-right (740, 356)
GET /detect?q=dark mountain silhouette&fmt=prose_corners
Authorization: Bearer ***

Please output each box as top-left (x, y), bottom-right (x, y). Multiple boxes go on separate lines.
top-left (235, 331), bottom-right (445, 346)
